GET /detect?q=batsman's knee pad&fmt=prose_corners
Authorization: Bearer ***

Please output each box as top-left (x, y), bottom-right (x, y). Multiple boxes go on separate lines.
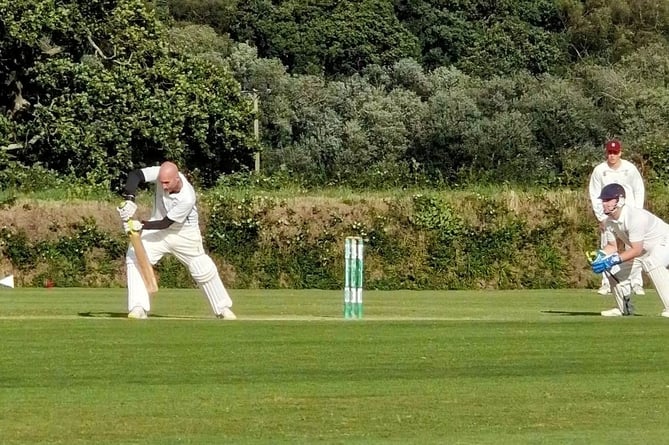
top-left (641, 256), bottom-right (658, 273)
top-left (126, 262), bottom-right (150, 311)
top-left (639, 254), bottom-right (669, 273)
top-left (188, 255), bottom-right (218, 284)
top-left (125, 248), bottom-right (138, 264)
top-left (188, 255), bottom-right (232, 313)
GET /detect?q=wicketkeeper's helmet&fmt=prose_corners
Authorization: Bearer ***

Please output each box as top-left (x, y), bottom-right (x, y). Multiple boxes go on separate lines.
top-left (598, 183), bottom-right (626, 200)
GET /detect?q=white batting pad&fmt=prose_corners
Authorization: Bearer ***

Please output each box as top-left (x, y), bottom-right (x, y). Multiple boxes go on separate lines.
top-left (611, 278), bottom-right (633, 315)
top-left (641, 257), bottom-right (669, 311)
top-left (126, 261), bottom-right (151, 312)
top-left (189, 255), bottom-right (232, 314)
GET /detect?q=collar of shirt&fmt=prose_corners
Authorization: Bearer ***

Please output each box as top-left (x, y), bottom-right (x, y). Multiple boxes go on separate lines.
top-left (610, 206), bottom-right (629, 229)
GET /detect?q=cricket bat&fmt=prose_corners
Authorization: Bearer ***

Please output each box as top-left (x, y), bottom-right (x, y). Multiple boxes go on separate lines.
top-left (129, 232), bottom-right (158, 294)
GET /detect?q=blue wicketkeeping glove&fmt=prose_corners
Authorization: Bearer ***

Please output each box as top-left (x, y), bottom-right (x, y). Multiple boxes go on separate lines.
top-left (591, 252), bottom-right (621, 274)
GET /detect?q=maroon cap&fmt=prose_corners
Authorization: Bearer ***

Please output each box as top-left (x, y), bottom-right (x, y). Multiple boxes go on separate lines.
top-left (606, 140), bottom-right (621, 154)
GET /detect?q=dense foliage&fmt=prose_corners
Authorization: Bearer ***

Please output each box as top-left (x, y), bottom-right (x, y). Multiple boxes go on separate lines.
top-left (395, 0), bottom-right (568, 75)
top-left (3, 0), bottom-right (669, 189)
top-left (229, 0), bottom-right (421, 77)
top-left (0, 0), bottom-right (256, 189)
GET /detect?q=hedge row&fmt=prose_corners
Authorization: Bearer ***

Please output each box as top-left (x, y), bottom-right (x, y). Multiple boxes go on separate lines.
top-left (0, 189), bottom-right (615, 289)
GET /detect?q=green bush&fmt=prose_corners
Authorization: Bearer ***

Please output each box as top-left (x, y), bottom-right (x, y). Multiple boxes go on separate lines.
top-left (197, 188), bottom-right (600, 290)
top-left (0, 217), bottom-right (125, 287)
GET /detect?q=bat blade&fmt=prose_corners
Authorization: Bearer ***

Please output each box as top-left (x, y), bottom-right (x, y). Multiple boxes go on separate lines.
top-left (129, 232), bottom-right (158, 294)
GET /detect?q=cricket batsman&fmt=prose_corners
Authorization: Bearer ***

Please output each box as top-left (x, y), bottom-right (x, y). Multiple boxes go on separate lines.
top-left (590, 183), bottom-right (669, 317)
top-left (117, 161), bottom-right (236, 320)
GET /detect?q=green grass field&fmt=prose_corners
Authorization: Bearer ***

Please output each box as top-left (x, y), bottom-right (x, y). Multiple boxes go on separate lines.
top-left (1, 288), bottom-right (669, 444)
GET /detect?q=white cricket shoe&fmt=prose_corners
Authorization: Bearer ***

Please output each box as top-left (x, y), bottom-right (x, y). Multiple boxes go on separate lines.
top-left (601, 308), bottom-right (623, 317)
top-left (128, 306), bottom-right (148, 319)
top-left (661, 310), bottom-right (669, 318)
top-left (597, 285), bottom-right (611, 295)
top-left (217, 307), bottom-right (237, 320)
top-left (633, 285), bottom-right (645, 296)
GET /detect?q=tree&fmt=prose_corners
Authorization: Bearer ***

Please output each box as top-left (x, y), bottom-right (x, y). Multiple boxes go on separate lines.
top-left (168, 0), bottom-right (241, 33)
top-left (558, 0), bottom-right (669, 63)
top-left (394, 0), bottom-right (567, 76)
top-left (457, 17), bottom-right (567, 78)
top-left (229, 0), bottom-right (420, 76)
top-left (0, 0), bottom-right (256, 187)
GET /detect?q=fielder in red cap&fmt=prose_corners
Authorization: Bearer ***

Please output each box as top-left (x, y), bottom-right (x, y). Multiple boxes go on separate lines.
top-left (605, 140), bottom-right (621, 153)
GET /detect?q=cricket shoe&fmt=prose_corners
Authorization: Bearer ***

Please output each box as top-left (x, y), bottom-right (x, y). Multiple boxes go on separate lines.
top-left (597, 285), bottom-right (611, 295)
top-left (633, 285), bottom-right (645, 296)
top-left (661, 310), bottom-right (669, 318)
top-left (217, 307), bottom-right (237, 320)
top-left (128, 306), bottom-right (148, 319)
top-left (600, 308), bottom-right (623, 317)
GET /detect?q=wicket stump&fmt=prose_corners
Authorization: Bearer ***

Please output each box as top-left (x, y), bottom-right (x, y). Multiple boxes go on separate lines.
top-left (344, 236), bottom-right (363, 319)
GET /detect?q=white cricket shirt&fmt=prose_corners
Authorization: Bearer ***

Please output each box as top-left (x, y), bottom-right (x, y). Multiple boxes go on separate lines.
top-left (605, 206), bottom-right (669, 252)
top-left (141, 166), bottom-right (199, 227)
top-left (588, 159), bottom-right (645, 222)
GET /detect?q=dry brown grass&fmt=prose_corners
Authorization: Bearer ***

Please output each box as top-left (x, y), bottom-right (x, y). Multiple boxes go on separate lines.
top-left (261, 196), bottom-right (393, 244)
top-left (0, 199), bottom-right (154, 240)
top-left (0, 190), bottom-right (595, 246)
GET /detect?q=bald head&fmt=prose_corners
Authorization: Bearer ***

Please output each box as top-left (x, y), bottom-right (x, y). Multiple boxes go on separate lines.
top-left (158, 162), bottom-right (182, 194)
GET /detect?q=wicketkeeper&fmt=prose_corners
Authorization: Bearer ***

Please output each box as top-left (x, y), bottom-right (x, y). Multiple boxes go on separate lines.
top-left (590, 183), bottom-right (669, 317)
top-left (117, 161), bottom-right (236, 320)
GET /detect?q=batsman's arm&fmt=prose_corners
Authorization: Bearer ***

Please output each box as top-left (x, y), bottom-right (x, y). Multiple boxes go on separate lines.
top-left (617, 241), bottom-right (643, 263)
top-left (141, 217), bottom-right (174, 230)
top-left (122, 169), bottom-right (146, 201)
top-left (588, 172), bottom-right (604, 220)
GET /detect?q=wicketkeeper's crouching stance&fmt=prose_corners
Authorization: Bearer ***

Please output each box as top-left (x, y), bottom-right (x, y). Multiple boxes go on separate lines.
top-left (590, 183), bottom-right (669, 317)
top-left (117, 161), bottom-right (236, 320)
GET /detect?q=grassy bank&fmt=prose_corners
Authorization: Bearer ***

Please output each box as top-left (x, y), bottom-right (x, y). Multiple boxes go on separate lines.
top-left (2, 185), bottom-right (669, 289)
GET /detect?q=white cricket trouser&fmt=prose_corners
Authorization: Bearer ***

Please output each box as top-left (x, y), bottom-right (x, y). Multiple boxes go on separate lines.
top-left (639, 238), bottom-right (669, 311)
top-left (125, 225), bottom-right (232, 314)
top-left (606, 237), bottom-right (669, 312)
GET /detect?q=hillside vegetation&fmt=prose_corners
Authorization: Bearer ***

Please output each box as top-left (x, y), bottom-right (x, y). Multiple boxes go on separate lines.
top-left (2, 1), bottom-right (669, 189)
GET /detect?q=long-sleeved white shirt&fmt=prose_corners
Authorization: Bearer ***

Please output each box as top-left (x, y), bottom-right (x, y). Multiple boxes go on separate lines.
top-left (588, 159), bottom-right (644, 222)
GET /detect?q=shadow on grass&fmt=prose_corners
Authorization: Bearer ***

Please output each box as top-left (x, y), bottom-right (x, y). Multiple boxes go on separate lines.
top-left (77, 311), bottom-right (207, 319)
top-left (541, 310), bottom-right (603, 316)
top-left (542, 310), bottom-right (643, 317)
top-left (78, 311), bottom-right (127, 318)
